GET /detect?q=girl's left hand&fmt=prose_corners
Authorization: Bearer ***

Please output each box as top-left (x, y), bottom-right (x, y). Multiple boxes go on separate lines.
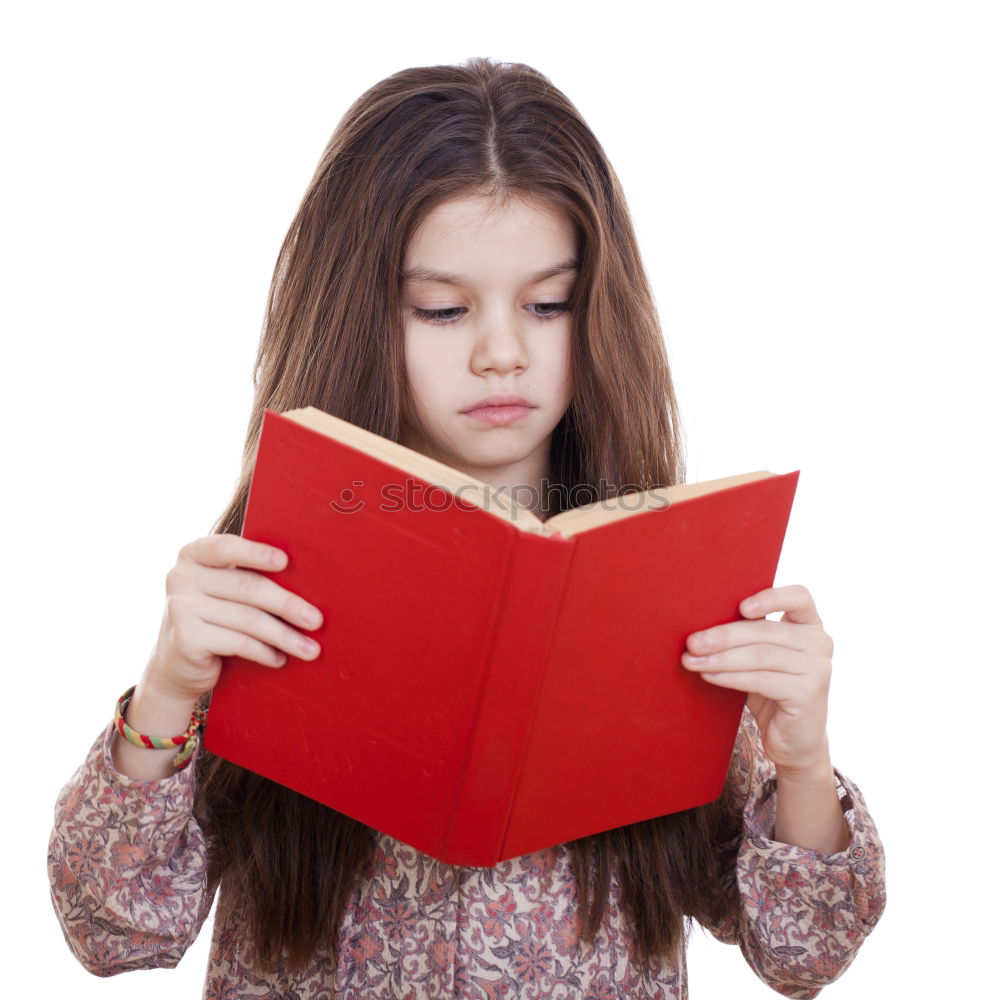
top-left (681, 584), bottom-right (834, 775)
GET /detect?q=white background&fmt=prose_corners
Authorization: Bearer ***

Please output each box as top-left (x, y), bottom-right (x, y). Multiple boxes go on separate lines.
top-left (4, 1), bottom-right (996, 996)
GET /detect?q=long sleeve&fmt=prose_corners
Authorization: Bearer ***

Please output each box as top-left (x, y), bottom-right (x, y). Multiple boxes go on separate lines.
top-left (47, 723), bottom-right (217, 976)
top-left (702, 708), bottom-right (886, 998)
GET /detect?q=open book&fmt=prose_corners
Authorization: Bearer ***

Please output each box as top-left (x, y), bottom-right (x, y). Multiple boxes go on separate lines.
top-left (203, 405), bottom-right (799, 865)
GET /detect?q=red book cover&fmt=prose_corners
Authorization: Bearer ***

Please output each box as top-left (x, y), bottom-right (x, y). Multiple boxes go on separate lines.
top-left (203, 406), bottom-right (799, 865)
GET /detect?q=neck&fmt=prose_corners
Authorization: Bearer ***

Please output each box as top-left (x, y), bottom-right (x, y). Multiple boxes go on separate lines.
top-left (396, 424), bottom-right (555, 521)
top-left (460, 452), bottom-right (552, 521)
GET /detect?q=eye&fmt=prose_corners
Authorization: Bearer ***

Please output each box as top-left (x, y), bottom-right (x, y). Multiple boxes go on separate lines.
top-left (411, 306), bottom-right (466, 325)
top-left (527, 301), bottom-right (571, 320)
top-left (410, 301), bottom-right (571, 326)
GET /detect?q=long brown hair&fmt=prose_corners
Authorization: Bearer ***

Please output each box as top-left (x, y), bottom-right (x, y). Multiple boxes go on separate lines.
top-left (195, 56), bottom-right (742, 975)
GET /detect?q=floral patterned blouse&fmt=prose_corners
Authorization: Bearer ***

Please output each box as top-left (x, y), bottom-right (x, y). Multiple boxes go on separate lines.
top-left (48, 708), bottom-right (885, 999)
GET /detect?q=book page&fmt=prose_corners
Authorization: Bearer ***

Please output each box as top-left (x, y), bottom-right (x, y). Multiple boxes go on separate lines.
top-left (281, 406), bottom-right (546, 529)
top-left (542, 471), bottom-right (775, 537)
top-left (281, 407), bottom-right (774, 539)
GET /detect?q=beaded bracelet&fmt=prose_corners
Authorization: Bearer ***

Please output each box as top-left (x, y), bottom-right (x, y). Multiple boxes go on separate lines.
top-left (114, 685), bottom-right (208, 770)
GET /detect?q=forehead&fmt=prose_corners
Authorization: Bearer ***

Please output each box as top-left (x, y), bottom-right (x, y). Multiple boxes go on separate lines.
top-left (403, 194), bottom-right (577, 283)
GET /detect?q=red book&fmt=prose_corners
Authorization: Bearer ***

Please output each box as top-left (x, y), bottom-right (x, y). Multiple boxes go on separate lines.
top-left (203, 406), bottom-right (799, 866)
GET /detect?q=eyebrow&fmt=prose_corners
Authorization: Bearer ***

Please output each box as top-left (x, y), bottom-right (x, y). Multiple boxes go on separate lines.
top-left (402, 258), bottom-right (579, 285)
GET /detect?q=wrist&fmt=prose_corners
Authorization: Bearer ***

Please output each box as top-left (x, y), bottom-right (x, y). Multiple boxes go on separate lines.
top-left (143, 644), bottom-right (206, 703)
top-left (125, 680), bottom-right (200, 738)
top-left (772, 741), bottom-right (850, 854)
top-left (774, 739), bottom-right (834, 785)
top-left (111, 680), bottom-right (206, 779)
top-left (134, 673), bottom-right (201, 718)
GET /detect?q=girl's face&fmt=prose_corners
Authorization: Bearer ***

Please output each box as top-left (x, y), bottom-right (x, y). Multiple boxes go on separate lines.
top-left (400, 192), bottom-right (576, 490)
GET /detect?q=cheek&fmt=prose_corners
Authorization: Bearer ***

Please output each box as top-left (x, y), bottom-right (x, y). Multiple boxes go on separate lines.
top-left (403, 327), bottom-right (430, 387)
top-left (547, 327), bottom-right (574, 391)
top-left (403, 332), bottom-right (450, 410)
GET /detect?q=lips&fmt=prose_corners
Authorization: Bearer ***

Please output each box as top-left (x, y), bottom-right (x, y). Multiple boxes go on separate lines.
top-left (460, 393), bottom-right (532, 412)
top-left (462, 403), bottom-right (533, 425)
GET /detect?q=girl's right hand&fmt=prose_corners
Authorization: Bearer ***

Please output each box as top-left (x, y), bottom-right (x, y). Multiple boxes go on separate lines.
top-left (144, 533), bottom-right (324, 704)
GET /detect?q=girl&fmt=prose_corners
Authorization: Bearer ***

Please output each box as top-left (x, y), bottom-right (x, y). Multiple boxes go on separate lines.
top-left (48, 57), bottom-right (885, 998)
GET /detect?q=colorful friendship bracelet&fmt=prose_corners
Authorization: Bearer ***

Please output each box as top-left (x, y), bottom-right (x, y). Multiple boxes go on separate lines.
top-left (114, 685), bottom-right (208, 770)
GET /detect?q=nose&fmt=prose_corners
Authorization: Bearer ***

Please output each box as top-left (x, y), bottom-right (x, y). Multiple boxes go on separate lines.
top-left (470, 308), bottom-right (529, 376)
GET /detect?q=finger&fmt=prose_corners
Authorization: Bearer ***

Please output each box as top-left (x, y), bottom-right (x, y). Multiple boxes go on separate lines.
top-left (699, 662), bottom-right (830, 712)
top-left (196, 594), bottom-right (322, 662)
top-left (181, 533), bottom-right (288, 573)
top-left (193, 564), bottom-right (324, 632)
top-left (695, 669), bottom-right (802, 702)
top-left (196, 619), bottom-right (292, 669)
top-left (687, 617), bottom-right (810, 656)
top-left (682, 644), bottom-right (814, 675)
top-left (739, 584), bottom-right (821, 627)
